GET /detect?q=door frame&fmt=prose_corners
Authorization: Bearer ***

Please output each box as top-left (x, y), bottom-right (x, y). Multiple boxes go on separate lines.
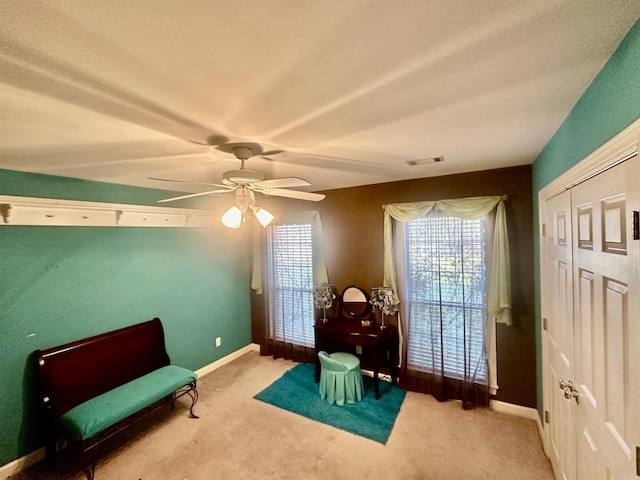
top-left (538, 118), bottom-right (640, 472)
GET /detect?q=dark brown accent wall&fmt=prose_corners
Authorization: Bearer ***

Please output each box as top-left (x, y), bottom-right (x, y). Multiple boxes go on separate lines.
top-left (251, 165), bottom-right (535, 408)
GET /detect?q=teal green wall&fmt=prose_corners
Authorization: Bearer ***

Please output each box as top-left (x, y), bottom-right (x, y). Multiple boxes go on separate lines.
top-left (532, 19), bottom-right (640, 419)
top-left (0, 169), bottom-right (252, 466)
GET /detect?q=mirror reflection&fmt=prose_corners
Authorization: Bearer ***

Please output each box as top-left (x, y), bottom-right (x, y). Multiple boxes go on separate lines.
top-left (341, 286), bottom-right (372, 319)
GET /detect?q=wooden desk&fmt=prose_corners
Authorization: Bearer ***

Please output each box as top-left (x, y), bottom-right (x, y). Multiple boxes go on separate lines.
top-left (314, 319), bottom-right (399, 399)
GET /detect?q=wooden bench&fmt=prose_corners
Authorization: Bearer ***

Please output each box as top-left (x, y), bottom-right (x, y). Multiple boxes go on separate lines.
top-left (34, 318), bottom-right (198, 479)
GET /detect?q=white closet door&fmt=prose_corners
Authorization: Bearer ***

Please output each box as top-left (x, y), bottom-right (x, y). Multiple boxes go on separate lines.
top-left (544, 189), bottom-right (576, 480)
top-left (572, 156), bottom-right (640, 479)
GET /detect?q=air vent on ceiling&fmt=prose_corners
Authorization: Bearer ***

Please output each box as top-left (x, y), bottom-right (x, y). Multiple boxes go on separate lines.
top-left (406, 156), bottom-right (445, 167)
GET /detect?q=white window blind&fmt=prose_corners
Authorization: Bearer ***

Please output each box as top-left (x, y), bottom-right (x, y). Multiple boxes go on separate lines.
top-left (404, 206), bottom-right (487, 381)
top-left (267, 222), bottom-right (315, 346)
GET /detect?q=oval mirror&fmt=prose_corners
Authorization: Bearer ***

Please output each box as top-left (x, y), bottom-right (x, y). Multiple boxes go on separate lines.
top-left (341, 286), bottom-right (372, 318)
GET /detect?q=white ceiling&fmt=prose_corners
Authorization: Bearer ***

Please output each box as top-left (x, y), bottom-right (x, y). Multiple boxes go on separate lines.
top-left (1, 1), bottom-right (639, 199)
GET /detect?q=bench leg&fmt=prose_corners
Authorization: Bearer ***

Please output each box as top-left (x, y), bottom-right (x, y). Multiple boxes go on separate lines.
top-left (58, 438), bottom-right (77, 476)
top-left (81, 462), bottom-right (95, 480)
top-left (172, 381), bottom-right (199, 419)
top-left (186, 382), bottom-right (199, 419)
top-left (79, 440), bottom-right (98, 480)
top-left (58, 438), bottom-right (93, 480)
top-left (43, 439), bottom-right (57, 470)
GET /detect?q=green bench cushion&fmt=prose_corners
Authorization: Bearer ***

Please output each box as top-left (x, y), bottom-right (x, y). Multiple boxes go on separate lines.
top-left (59, 365), bottom-right (197, 440)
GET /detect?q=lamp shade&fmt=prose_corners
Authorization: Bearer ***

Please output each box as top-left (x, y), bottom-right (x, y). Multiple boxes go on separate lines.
top-left (254, 208), bottom-right (275, 227)
top-left (221, 206), bottom-right (243, 229)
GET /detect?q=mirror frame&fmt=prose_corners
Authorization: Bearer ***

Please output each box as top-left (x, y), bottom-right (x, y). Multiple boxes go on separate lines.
top-left (340, 285), bottom-right (372, 319)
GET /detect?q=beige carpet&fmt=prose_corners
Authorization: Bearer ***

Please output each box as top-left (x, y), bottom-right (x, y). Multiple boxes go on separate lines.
top-left (12, 351), bottom-right (554, 480)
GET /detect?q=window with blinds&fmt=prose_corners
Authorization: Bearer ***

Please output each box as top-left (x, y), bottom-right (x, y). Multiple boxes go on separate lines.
top-left (267, 222), bottom-right (315, 346)
top-left (404, 206), bottom-right (487, 381)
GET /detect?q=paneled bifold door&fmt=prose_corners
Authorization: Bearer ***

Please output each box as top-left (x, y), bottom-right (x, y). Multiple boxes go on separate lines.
top-left (545, 189), bottom-right (576, 479)
top-left (541, 134), bottom-right (640, 480)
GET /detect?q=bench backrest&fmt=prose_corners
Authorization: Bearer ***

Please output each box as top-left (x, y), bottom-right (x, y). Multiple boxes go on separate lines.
top-left (34, 318), bottom-right (171, 421)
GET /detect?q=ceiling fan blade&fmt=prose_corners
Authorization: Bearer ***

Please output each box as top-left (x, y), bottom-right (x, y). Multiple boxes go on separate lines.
top-left (149, 177), bottom-right (228, 188)
top-left (265, 151), bottom-right (402, 174)
top-left (254, 177), bottom-right (311, 189)
top-left (261, 150), bottom-right (285, 157)
top-left (157, 188), bottom-right (233, 203)
top-left (186, 135), bottom-right (229, 147)
top-left (261, 188), bottom-right (326, 202)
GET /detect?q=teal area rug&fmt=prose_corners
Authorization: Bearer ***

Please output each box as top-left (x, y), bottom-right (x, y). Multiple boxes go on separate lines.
top-left (254, 363), bottom-right (406, 444)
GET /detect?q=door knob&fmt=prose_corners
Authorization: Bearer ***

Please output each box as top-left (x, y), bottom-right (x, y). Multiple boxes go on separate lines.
top-left (559, 379), bottom-right (579, 404)
top-left (563, 386), bottom-right (579, 404)
top-left (571, 387), bottom-right (579, 404)
top-left (559, 379), bottom-right (573, 390)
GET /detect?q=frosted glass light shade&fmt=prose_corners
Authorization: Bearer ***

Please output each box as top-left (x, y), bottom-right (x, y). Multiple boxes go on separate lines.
top-left (254, 208), bottom-right (275, 227)
top-left (221, 206), bottom-right (242, 229)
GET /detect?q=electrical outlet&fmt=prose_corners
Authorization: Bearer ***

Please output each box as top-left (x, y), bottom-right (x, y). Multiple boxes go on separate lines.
top-left (356, 345), bottom-right (362, 355)
top-left (215, 337), bottom-right (221, 347)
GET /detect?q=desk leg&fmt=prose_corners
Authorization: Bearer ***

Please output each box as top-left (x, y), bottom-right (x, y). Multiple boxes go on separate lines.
top-left (389, 329), bottom-right (399, 386)
top-left (314, 329), bottom-right (320, 383)
top-left (374, 371), bottom-right (380, 399)
top-left (389, 349), bottom-right (398, 386)
top-left (372, 345), bottom-right (380, 399)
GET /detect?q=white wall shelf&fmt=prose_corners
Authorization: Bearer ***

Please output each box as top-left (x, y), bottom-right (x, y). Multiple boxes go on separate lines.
top-left (0, 195), bottom-right (220, 228)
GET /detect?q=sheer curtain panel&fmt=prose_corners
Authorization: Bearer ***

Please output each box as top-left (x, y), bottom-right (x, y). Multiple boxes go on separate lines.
top-left (383, 196), bottom-right (511, 408)
top-left (256, 211), bottom-right (329, 363)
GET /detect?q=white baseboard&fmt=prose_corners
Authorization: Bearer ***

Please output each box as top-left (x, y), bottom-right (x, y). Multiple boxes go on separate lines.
top-left (0, 448), bottom-right (45, 479)
top-left (490, 399), bottom-right (540, 421)
top-left (0, 343), bottom-right (260, 478)
top-left (195, 343), bottom-right (259, 378)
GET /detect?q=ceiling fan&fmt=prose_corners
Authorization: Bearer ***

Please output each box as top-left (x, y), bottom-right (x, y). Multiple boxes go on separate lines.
top-left (149, 143), bottom-right (325, 228)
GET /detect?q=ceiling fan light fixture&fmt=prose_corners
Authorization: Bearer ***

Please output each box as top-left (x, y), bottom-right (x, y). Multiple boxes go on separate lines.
top-left (221, 206), bottom-right (243, 229)
top-left (153, 142), bottom-right (325, 207)
top-left (222, 169), bottom-right (264, 185)
top-left (254, 207), bottom-right (275, 227)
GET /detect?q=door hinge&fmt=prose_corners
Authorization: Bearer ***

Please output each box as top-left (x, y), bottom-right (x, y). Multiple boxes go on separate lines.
top-left (543, 318), bottom-right (548, 331)
top-left (632, 211), bottom-right (639, 240)
top-left (541, 223), bottom-right (546, 237)
top-left (545, 410), bottom-right (550, 424)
